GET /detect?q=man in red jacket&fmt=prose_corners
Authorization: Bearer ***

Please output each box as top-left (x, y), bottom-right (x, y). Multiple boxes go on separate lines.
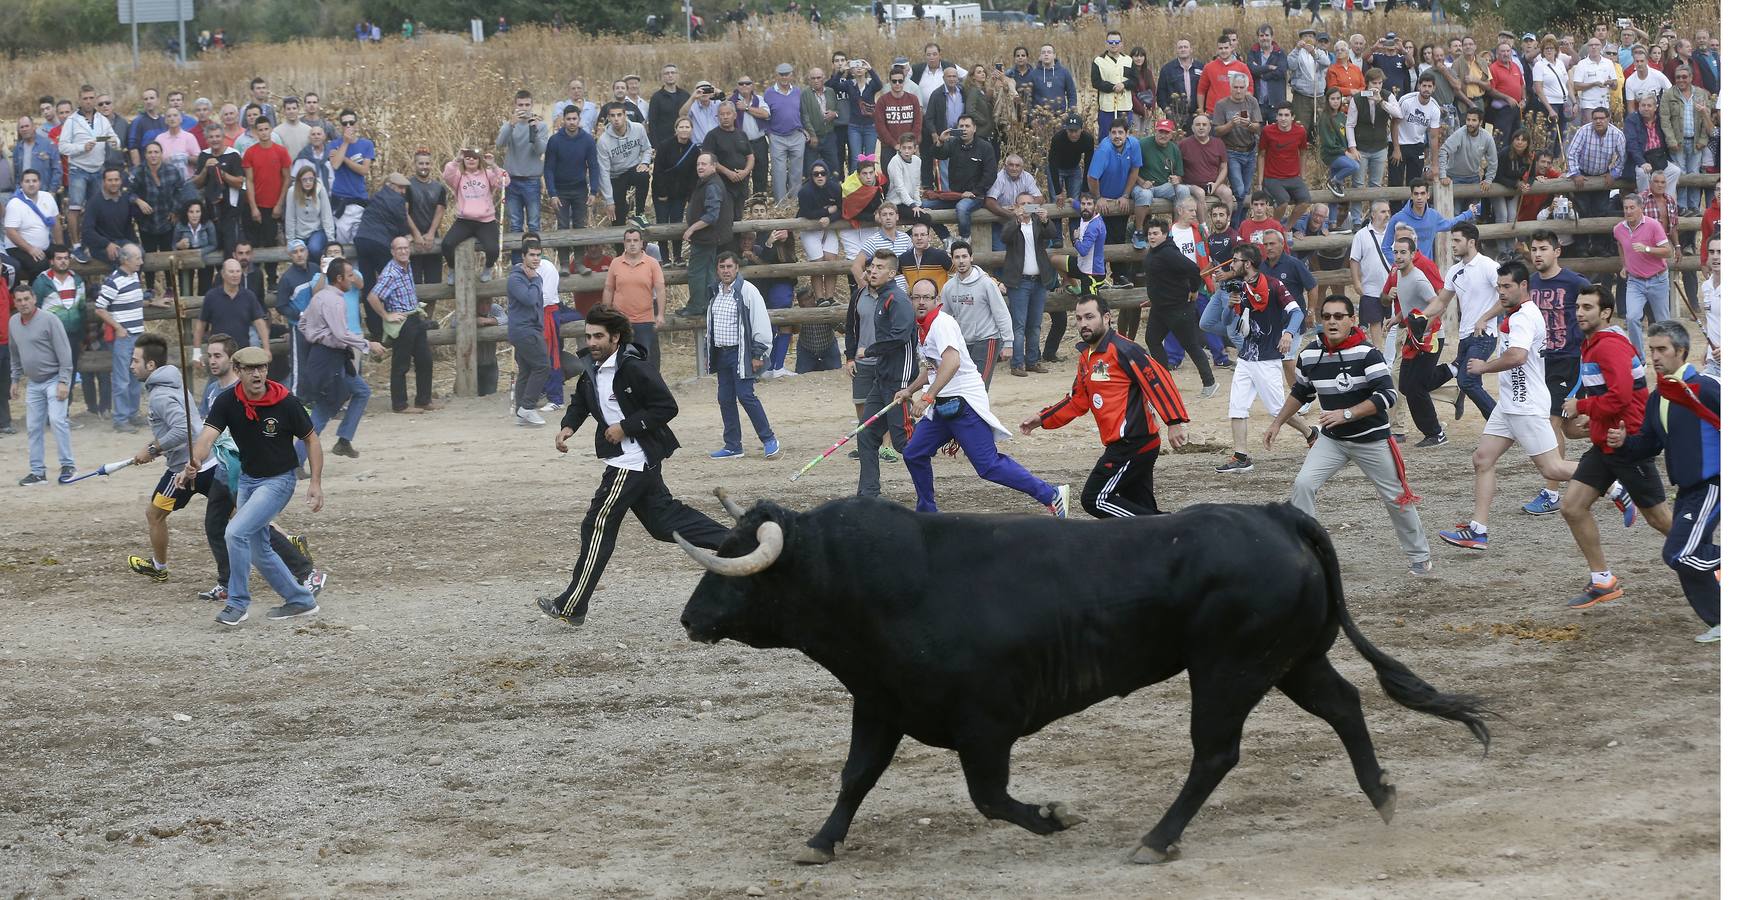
top-left (1561, 285), bottom-right (1672, 609)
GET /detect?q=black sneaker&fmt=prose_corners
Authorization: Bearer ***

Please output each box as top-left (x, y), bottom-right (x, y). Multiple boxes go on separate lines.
top-left (1416, 432), bottom-right (1448, 448)
top-left (537, 596), bottom-right (587, 626)
top-left (59, 465), bottom-right (75, 481)
top-left (1215, 453), bottom-right (1254, 474)
top-left (266, 602), bottom-right (319, 621)
top-left (18, 473), bottom-right (47, 486)
top-left (1453, 390), bottom-right (1467, 421)
top-left (1328, 179), bottom-right (1346, 199)
top-left (332, 439), bottom-right (359, 458)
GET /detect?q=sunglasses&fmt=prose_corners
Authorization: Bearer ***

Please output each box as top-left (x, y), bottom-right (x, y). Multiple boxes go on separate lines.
top-left (812, 170), bottom-right (829, 176)
top-left (1107, 39), bottom-right (1121, 45)
top-left (891, 78), bottom-right (906, 83)
top-left (1322, 312), bottom-right (1352, 321)
top-left (340, 119), bottom-right (358, 126)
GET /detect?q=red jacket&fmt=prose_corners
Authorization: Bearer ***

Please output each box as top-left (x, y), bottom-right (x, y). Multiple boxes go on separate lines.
top-left (1038, 329), bottom-right (1188, 455)
top-left (1575, 326), bottom-right (1648, 454)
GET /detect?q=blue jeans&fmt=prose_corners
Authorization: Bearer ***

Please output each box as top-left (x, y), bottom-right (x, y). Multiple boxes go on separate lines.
top-left (1007, 276), bottom-right (1048, 368)
top-left (795, 339), bottom-right (841, 373)
top-left (1227, 150), bottom-right (1256, 211)
top-left (67, 168), bottom-right (103, 212)
top-left (1451, 333), bottom-right (1497, 419)
top-left (763, 282), bottom-right (793, 370)
top-left (1327, 154), bottom-right (1361, 187)
top-left (1674, 143), bottom-right (1704, 207)
top-left (848, 124), bottom-right (879, 165)
top-left (1625, 271), bottom-right (1670, 352)
top-left (505, 177), bottom-right (542, 257)
top-left (311, 371), bottom-right (372, 442)
top-left (1357, 149), bottom-right (1387, 192)
top-left (225, 471), bottom-right (314, 612)
top-left (1198, 289), bottom-right (1242, 357)
top-left (924, 196), bottom-right (984, 240)
top-left (712, 345), bottom-right (774, 452)
top-left (1050, 169), bottom-right (1083, 204)
top-left (298, 228), bottom-right (329, 260)
top-left (24, 379), bottom-right (74, 476)
top-left (903, 404), bottom-right (1055, 513)
top-left (110, 331), bottom-right (140, 426)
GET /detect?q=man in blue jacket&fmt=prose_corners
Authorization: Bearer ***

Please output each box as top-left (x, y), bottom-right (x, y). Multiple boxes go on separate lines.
top-left (1611, 321), bottom-right (1722, 643)
top-left (545, 106), bottom-right (608, 238)
top-left (506, 236), bottom-right (553, 427)
top-left (1382, 177), bottom-right (1477, 263)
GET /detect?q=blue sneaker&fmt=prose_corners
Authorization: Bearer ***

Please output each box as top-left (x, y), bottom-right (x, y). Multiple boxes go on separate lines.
top-left (709, 448), bottom-right (744, 460)
top-left (1522, 489), bottom-right (1561, 515)
top-left (763, 438), bottom-right (782, 460)
top-left (70, 244), bottom-right (91, 264)
top-left (1611, 486), bottom-right (1637, 527)
top-left (1437, 523), bottom-right (1489, 550)
top-left (1131, 231), bottom-right (1149, 250)
top-left (215, 604), bottom-right (248, 627)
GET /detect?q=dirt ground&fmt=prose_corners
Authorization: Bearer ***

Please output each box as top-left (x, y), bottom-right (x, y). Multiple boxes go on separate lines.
top-left (0, 342), bottom-right (1719, 899)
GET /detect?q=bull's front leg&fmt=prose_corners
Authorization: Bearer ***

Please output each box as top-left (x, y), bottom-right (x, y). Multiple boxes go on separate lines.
top-left (958, 743), bottom-right (1087, 835)
top-left (795, 706), bottom-right (903, 865)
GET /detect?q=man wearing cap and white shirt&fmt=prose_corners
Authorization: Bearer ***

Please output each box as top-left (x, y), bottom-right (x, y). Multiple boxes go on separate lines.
top-left (764, 63), bottom-right (808, 205)
top-left (1571, 38), bottom-right (1621, 126)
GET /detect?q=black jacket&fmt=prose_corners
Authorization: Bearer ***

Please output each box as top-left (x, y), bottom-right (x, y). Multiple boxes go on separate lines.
top-left (1143, 240), bottom-right (1203, 307)
top-left (998, 217), bottom-right (1059, 288)
top-left (944, 137), bottom-right (997, 196)
top-left (561, 342), bottom-right (682, 462)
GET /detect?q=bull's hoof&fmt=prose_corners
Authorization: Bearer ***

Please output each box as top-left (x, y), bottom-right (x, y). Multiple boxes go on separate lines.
top-left (1128, 842), bottom-right (1182, 865)
top-left (1375, 771), bottom-right (1398, 825)
top-left (1040, 801), bottom-right (1087, 829)
top-left (793, 845), bottom-right (835, 865)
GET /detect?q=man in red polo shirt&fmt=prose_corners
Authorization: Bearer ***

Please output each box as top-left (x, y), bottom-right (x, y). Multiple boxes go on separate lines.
top-left (1198, 33), bottom-right (1254, 117)
top-left (1486, 39), bottom-right (1527, 142)
top-left (1255, 106), bottom-right (1312, 229)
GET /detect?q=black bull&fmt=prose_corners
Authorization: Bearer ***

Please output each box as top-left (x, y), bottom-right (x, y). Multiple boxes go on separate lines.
top-left (677, 492), bottom-right (1493, 864)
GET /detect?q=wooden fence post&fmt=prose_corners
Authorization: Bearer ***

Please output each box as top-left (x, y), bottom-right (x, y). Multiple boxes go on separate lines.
top-left (452, 238), bottom-right (479, 397)
top-left (1430, 177), bottom-right (1456, 264)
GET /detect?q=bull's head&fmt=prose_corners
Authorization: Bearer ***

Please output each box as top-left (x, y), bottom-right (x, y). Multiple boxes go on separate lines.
top-left (679, 488), bottom-right (790, 648)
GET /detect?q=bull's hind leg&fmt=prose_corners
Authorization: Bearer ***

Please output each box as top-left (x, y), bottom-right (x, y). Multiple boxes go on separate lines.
top-left (1130, 670), bottom-right (1270, 864)
top-left (958, 741), bottom-right (1088, 835)
top-left (1276, 652), bottom-right (1396, 822)
top-left (797, 706), bottom-right (903, 864)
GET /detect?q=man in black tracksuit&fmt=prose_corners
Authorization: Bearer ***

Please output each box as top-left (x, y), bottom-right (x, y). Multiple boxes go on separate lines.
top-left (1141, 219), bottom-right (1218, 396)
top-left (540, 305), bottom-right (730, 626)
top-left (844, 249), bottom-right (917, 499)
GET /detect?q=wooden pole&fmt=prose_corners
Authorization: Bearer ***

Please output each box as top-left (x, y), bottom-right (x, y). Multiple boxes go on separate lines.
top-left (452, 238), bottom-right (479, 397)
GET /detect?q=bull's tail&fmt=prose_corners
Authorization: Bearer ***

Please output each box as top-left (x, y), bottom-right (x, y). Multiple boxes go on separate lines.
top-left (1290, 507), bottom-right (1494, 752)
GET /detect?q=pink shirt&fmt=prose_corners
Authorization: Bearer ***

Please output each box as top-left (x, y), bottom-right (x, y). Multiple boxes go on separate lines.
top-left (441, 160), bottom-right (506, 222)
top-left (1613, 217), bottom-right (1669, 279)
top-left (153, 130), bottom-right (204, 177)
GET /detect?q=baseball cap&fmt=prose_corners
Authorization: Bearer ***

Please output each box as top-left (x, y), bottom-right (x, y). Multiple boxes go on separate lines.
top-left (1521, 32), bottom-right (1537, 41)
top-left (232, 346), bottom-right (271, 367)
top-left (1156, 119), bottom-right (1176, 133)
top-left (1383, 32), bottom-right (1398, 42)
top-left (286, 238), bottom-right (307, 253)
top-left (1064, 113), bottom-right (1084, 130)
top-left (775, 62), bottom-right (794, 75)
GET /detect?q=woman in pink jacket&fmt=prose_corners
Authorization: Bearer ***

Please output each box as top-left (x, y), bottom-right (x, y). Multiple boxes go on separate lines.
top-left (440, 147), bottom-right (507, 281)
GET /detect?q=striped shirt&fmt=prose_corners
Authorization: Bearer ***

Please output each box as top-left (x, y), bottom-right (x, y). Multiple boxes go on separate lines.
top-left (372, 260), bottom-right (419, 314)
top-left (1291, 338), bottom-right (1397, 442)
top-left (98, 269), bottom-right (146, 335)
top-left (709, 282), bottom-right (741, 348)
top-left (857, 229), bottom-right (915, 293)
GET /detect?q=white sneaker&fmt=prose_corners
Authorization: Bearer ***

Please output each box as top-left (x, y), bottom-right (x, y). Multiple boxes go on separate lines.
top-left (1696, 624), bottom-right (1721, 643)
top-left (538, 402), bottom-right (562, 412)
top-left (479, 270), bottom-right (494, 283)
top-left (516, 407), bottom-right (546, 426)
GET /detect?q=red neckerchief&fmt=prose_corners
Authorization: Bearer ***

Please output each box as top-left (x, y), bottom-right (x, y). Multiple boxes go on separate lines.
top-left (1326, 327), bottom-right (1368, 353)
top-left (1236, 273), bottom-right (1272, 312)
top-left (236, 379), bottom-right (289, 421)
top-left (917, 304), bottom-right (942, 343)
top-left (1661, 372), bottom-right (1722, 430)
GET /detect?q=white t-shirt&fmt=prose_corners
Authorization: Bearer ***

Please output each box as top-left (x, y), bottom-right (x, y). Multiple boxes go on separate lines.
top-left (1169, 224), bottom-right (1199, 257)
top-left (1349, 225), bottom-right (1391, 298)
top-left (1703, 276), bottom-right (1721, 370)
top-left (1570, 58), bottom-right (1616, 108)
top-left (918, 311), bottom-right (1010, 439)
top-left (1533, 57), bottom-right (1570, 105)
top-left (1444, 253), bottom-right (1500, 338)
top-left (1497, 301), bottom-right (1549, 416)
top-left (3, 192), bottom-right (59, 252)
top-left (1394, 94), bottom-right (1442, 146)
top-left (596, 351), bottom-right (647, 472)
top-left (1625, 68), bottom-right (1672, 104)
top-left (536, 258), bottom-right (562, 308)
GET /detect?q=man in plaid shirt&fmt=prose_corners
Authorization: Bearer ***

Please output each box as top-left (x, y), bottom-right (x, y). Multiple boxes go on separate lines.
top-left (364, 237), bottom-right (436, 413)
top-left (1565, 108), bottom-right (1628, 252)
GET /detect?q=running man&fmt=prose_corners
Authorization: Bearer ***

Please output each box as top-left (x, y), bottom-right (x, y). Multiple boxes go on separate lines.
top-left (896, 280), bottom-right (1068, 516)
top-left (1021, 292), bottom-right (1190, 517)
top-left (125, 334), bottom-right (217, 583)
top-left (1521, 229), bottom-right (1590, 515)
top-left (849, 249), bottom-right (917, 499)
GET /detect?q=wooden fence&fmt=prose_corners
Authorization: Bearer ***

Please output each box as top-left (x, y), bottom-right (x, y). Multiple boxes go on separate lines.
top-left (76, 173), bottom-right (1716, 383)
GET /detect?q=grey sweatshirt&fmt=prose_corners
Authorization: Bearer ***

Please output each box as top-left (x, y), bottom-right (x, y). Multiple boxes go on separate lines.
top-left (1439, 126), bottom-right (1498, 182)
top-left (505, 266), bottom-right (545, 341)
top-left (597, 121), bottom-right (654, 179)
top-left (8, 311), bottom-right (73, 386)
top-left (145, 365), bottom-right (202, 469)
top-left (938, 266), bottom-right (1014, 344)
top-left (495, 119), bottom-right (550, 177)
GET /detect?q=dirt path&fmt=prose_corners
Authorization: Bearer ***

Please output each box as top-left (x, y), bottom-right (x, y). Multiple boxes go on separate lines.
top-left (0, 360), bottom-right (1718, 898)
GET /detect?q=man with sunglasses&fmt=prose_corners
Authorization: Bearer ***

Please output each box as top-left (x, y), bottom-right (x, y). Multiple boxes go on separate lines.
top-left (1267, 293), bottom-right (1432, 576)
top-left (1091, 31), bottom-right (1135, 138)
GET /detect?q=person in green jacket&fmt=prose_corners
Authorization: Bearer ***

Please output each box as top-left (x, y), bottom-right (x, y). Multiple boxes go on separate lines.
top-left (1133, 119), bottom-right (1194, 248)
top-left (1319, 89), bottom-right (1362, 228)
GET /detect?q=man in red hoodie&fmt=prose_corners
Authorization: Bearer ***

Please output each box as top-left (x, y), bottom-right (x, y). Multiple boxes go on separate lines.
top-left (1561, 285), bottom-right (1671, 609)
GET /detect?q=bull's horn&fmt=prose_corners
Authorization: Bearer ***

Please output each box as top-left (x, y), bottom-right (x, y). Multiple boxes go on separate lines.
top-left (714, 487), bottom-right (748, 519)
top-left (675, 521), bottom-right (785, 576)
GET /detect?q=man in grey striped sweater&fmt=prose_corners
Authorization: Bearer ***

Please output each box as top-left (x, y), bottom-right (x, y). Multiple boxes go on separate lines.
top-left (92, 243), bottom-right (154, 432)
top-left (1264, 293), bottom-right (1433, 576)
